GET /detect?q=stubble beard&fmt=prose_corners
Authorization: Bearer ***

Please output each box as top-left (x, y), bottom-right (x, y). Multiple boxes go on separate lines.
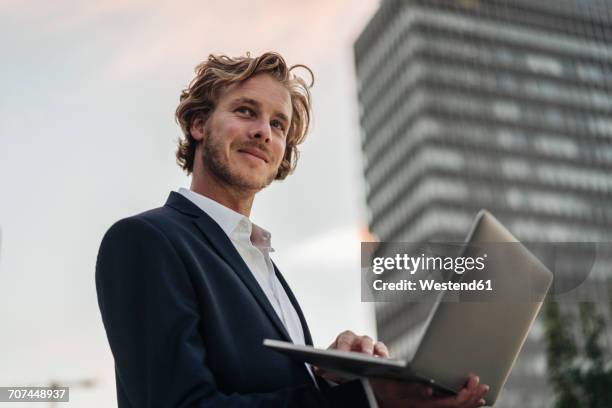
top-left (200, 129), bottom-right (277, 192)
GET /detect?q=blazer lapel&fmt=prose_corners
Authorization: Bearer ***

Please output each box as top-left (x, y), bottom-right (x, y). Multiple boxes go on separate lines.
top-left (165, 192), bottom-right (292, 342)
top-left (273, 262), bottom-right (314, 346)
top-left (273, 264), bottom-right (326, 388)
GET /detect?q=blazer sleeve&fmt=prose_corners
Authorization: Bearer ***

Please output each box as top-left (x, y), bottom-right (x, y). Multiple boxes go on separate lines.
top-left (95, 217), bottom-right (370, 408)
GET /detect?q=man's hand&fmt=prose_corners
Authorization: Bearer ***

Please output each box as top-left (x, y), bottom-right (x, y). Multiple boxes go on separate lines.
top-left (313, 330), bottom-right (489, 407)
top-left (313, 330), bottom-right (389, 383)
top-left (331, 330), bottom-right (390, 357)
top-left (371, 375), bottom-right (489, 408)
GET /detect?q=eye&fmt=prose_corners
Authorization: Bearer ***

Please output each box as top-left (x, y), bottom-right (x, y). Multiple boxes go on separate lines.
top-left (236, 106), bottom-right (255, 116)
top-left (271, 119), bottom-right (285, 131)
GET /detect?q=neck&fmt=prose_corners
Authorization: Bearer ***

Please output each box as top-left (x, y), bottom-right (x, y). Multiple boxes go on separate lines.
top-left (190, 173), bottom-right (256, 217)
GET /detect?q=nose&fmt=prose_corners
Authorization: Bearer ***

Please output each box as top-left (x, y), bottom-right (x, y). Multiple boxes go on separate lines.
top-left (249, 118), bottom-right (271, 143)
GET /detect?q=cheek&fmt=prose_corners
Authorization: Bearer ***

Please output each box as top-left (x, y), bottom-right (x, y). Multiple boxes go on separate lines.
top-left (225, 122), bottom-right (242, 136)
top-left (218, 124), bottom-right (241, 151)
top-left (272, 139), bottom-right (287, 164)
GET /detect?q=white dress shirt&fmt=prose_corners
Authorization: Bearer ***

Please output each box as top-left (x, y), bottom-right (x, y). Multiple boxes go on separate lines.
top-left (177, 188), bottom-right (378, 407)
top-left (177, 188), bottom-right (306, 346)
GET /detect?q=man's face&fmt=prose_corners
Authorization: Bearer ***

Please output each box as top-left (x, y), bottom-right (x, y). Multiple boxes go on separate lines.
top-left (194, 74), bottom-right (292, 192)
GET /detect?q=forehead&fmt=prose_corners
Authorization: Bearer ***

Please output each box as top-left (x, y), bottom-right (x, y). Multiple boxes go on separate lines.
top-left (219, 74), bottom-right (292, 118)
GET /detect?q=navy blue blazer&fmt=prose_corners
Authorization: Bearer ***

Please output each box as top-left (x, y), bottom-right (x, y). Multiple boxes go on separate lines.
top-left (96, 192), bottom-right (369, 407)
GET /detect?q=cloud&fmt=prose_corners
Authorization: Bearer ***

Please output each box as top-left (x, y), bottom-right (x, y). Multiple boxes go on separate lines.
top-left (0, 0), bottom-right (150, 31)
top-left (2, 0), bottom-right (378, 97)
top-left (97, 0), bottom-right (378, 79)
top-left (280, 225), bottom-right (361, 269)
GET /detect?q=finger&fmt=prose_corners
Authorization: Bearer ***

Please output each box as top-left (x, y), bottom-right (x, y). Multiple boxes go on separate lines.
top-left (357, 336), bottom-right (374, 354)
top-left (457, 375), bottom-right (482, 408)
top-left (468, 377), bottom-right (489, 407)
top-left (335, 330), bottom-right (356, 352)
top-left (374, 341), bottom-right (390, 358)
top-left (455, 387), bottom-right (471, 405)
top-left (478, 384), bottom-right (489, 398)
top-left (468, 383), bottom-right (487, 399)
top-left (465, 375), bottom-right (479, 390)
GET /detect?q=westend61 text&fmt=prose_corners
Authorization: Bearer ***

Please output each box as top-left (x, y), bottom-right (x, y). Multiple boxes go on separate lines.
top-left (373, 279), bottom-right (493, 292)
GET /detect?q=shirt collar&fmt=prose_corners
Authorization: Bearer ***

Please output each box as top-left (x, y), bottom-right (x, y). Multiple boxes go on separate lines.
top-left (177, 188), bottom-right (274, 251)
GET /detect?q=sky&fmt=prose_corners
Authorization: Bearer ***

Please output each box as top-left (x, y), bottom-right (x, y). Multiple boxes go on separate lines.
top-left (0, 0), bottom-right (380, 406)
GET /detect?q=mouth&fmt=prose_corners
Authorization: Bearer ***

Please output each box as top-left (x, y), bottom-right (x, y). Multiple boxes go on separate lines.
top-left (238, 148), bottom-right (268, 163)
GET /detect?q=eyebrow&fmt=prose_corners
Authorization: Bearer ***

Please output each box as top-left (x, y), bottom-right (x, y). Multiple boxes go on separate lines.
top-left (232, 97), bottom-right (290, 125)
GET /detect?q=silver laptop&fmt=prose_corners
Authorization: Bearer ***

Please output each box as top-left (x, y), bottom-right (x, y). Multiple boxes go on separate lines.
top-left (265, 210), bottom-right (554, 406)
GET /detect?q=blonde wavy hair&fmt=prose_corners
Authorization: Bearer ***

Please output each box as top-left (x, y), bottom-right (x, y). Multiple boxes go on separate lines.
top-left (175, 51), bottom-right (314, 180)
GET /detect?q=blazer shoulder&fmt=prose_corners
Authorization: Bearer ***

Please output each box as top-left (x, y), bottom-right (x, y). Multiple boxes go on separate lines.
top-left (101, 206), bottom-right (179, 246)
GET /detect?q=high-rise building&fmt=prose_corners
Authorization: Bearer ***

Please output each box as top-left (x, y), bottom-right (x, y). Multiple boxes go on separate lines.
top-left (354, 0), bottom-right (612, 406)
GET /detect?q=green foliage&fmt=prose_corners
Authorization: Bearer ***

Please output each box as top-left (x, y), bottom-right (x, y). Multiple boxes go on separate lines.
top-left (544, 301), bottom-right (612, 408)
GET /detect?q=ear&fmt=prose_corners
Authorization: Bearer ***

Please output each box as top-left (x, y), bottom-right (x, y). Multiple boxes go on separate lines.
top-left (189, 113), bottom-right (207, 141)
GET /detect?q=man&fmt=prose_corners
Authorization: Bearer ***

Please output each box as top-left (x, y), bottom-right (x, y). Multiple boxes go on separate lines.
top-left (96, 52), bottom-right (488, 407)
